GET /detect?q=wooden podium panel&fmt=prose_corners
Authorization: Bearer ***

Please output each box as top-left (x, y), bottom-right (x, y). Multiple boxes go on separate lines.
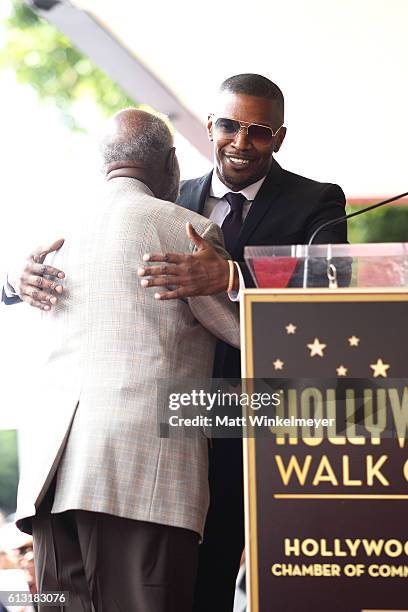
top-left (241, 289), bottom-right (408, 612)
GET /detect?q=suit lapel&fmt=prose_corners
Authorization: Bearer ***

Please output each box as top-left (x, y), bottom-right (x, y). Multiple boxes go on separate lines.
top-left (181, 171), bottom-right (212, 215)
top-left (232, 159), bottom-right (284, 258)
top-left (179, 164), bottom-right (284, 258)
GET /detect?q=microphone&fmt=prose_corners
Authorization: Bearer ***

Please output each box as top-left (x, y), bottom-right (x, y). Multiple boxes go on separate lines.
top-left (308, 191), bottom-right (408, 246)
top-left (302, 190), bottom-right (408, 288)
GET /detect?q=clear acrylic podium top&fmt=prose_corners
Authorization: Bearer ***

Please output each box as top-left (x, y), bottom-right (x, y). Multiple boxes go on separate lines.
top-left (244, 243), bottom-right (408, 289)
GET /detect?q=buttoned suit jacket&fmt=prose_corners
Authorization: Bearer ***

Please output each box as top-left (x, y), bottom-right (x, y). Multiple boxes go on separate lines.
top-left (15, 177), bottom-right (240, 538)
top-left (177, 159), bottom-right (347, 376)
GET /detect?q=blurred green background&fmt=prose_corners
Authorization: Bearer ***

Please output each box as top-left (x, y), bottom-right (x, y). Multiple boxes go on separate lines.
top-left (0, 1), bottom-right (136, 130)
top-left (346, 204), bottom-right (408, 243)
top-left (0, 430), bottom-right (19, 514)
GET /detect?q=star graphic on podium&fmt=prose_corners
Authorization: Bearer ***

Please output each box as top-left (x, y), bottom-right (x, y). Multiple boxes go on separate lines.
top-left (370, 358), bottom-right (390, 378)
top-left (285, 323), bottom-right (297, 334)
top-left (336, 365), bottom-right (348, 377)
top-left (307, 338), bottom-right (327, 357)
top-left (348, 335), bottom-right (360, 347)
top-left (273, 359), bottom-right (284, 370)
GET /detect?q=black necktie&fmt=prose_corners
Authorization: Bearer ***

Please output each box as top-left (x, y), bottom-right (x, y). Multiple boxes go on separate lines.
top-left (221, 192), bottom-right (246, 254)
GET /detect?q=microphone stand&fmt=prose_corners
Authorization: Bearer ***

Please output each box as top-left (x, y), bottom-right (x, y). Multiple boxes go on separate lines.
top-left (302, 191), bottom-right (408, 289)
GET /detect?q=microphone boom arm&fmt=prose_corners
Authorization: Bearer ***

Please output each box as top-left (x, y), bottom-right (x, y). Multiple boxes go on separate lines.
top-left (307, 191), bottom-right (408, 246)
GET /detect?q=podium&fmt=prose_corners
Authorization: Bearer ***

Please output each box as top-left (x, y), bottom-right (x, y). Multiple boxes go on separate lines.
top-left (240, 243), bottom-right (408, 612)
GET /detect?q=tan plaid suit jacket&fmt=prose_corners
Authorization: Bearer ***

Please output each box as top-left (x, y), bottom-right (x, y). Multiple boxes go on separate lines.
top-left (16, 177), bottom-right (240, 538)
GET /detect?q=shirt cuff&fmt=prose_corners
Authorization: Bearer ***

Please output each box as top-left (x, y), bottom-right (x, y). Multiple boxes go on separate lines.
top-left (3, 275), bottom-right (17, 298)
top-left (228, 262), bottom-right (245, 302)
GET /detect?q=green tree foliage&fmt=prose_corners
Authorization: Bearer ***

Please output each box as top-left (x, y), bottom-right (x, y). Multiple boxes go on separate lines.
top-left (0, 1), bottom-right (136, 130)
top-left (347, 205), bottom-right (408, 243)
top-left (0, 430), bottom-right (19, 514)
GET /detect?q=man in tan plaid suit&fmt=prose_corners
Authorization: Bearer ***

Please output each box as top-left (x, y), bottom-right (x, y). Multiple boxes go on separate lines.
top-left (15, 109), bottom-right (240, 611)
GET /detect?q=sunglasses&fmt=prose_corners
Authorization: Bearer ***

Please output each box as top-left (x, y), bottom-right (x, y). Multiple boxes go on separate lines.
top-left (211, 114), bottom-right (283, 146)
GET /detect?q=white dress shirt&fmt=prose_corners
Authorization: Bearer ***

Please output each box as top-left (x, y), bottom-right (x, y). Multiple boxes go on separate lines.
top-left (4, 270), bottom-right (18, 298)
top-left (203, 172), bottom-right (267, 225)
top-left (203, 172), bottom-right (267, 300)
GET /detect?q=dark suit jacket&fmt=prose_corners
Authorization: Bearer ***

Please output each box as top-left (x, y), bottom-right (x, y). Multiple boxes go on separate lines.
top-left (177, 159), bottom-right (347, 377)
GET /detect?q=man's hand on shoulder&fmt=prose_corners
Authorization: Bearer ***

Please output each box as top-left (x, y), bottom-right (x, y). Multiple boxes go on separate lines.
top-left (11, 238), bottom-right (66, 310)
top-left (138, 223), bottom-right (232, 300)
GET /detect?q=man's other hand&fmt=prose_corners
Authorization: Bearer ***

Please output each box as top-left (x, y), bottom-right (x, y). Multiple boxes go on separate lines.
top-left (138, 223), bottom-right (230, 300)
top-left (13, 238), bottom-right (65, 311)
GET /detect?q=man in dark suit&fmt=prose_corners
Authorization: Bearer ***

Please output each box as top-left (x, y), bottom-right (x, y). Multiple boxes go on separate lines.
top-left (3, 74), bottom-right (347, 612)
top-left (138, 73), bottom-right (346, 299)
top-left (137, 73), bottom-right (347, 612)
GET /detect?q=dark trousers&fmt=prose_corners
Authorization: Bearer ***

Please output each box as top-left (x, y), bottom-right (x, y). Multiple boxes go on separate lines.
top-left (193, 438), bottom-right (245, 612)
top-left (32, 481), bottom-right (199, 612)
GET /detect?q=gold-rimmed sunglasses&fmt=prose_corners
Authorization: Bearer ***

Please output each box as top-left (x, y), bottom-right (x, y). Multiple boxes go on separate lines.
top-left (210, 114), bottom-right (284, 146)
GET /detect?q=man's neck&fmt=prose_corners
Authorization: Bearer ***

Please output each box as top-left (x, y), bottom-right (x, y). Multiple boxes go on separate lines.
top-left (106, 166), bottom-right (156, 194)
top-left (211, 170), bottom-right (267, 201)
top-left (107, 165), bottom-right (145, 182)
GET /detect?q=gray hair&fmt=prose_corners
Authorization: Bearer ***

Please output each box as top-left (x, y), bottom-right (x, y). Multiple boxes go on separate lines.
top-left (100, 111), bottom-right (173, 169)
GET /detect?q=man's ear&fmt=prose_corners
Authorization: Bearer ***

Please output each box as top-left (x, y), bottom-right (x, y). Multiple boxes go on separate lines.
top-left (273, 126), bottom-right (287, 153)
top-left (207, 115), bottom-right (214, 142)
top-left (166, 146), bottom-right (177, 172)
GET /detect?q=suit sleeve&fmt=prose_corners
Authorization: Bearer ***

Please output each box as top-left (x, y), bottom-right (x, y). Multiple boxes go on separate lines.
top-left (237, 183), bottom-right (348, 288)
top-left (305, 183), bottom-right (348, 244)
top-left (187, 223), bottom-right (240, 348)
top-left (301, 183), bottom-right (351, 287)
top-left (238, 261), bottom-right (256, 288)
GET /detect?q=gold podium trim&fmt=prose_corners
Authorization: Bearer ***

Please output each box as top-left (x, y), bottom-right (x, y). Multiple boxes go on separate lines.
top-left (241, 290), bottom-right (257, 612)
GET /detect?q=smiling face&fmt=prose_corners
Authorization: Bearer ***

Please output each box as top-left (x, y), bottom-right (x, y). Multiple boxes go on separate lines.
top-left (208, 92), bottom-right (286, 191)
